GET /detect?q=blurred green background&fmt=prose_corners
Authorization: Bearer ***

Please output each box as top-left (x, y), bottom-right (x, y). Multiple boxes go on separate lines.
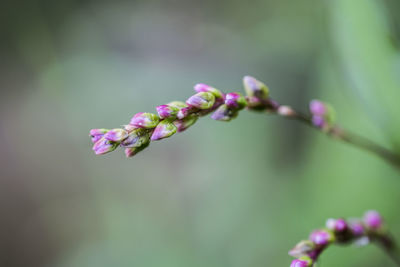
top-left (1, 0), bottom-right (400, 266)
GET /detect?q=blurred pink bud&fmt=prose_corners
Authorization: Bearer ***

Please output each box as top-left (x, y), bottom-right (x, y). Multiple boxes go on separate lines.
top-left (309, 230), bottom-right (332, 246)
top-left (364, 210), bottom-right (383, 229)
top-left (309, 100), bottom-right (326, 116)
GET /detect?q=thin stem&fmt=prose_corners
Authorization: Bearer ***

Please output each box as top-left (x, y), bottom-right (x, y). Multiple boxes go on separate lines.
top-left (275, 106), bottom-right (400, 169)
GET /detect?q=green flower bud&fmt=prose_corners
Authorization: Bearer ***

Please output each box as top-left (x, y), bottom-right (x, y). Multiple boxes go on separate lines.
top-left (168, 101), bottom-right (188, 109)
top-left (298, 256), bottom-right (313, 267)
top-left (173, 114), bottom-right (198, 132)
top-left (194, 83), bottom-right (223, 99)
top-left (288, 240), bottom-right (315, 258)
top-left (151, 120), bottom-right (177, 140)
top-left (104, 128), bottom-right (128, 142)
top-left (211, 104), bottom-right (238, 121)
top-left (243, 75), bottom-right (269, 99)
top-left (125, 141), bottom-right (150, 157)
top-left (130, 112), bottom-right (160, 129)
top-left (186, 92), bottom-right (215, 109)
top-left (120, 128), bottom-right (150, 148)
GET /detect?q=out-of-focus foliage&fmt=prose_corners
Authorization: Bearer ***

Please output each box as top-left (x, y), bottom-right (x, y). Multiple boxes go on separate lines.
top-left (330, 0), bottom-right (400, 149)
top-left (0, 0), bottom-right (399, 267)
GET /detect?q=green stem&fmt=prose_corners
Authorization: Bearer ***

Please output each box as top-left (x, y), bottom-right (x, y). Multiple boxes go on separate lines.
top-left (282, 109), bottom-right (400, 169)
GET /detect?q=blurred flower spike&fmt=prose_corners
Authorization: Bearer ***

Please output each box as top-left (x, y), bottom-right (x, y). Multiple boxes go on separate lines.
top-left (364, 210), bottom-right (383, 229)
top-left (288, 211), bottom-right (394, 267)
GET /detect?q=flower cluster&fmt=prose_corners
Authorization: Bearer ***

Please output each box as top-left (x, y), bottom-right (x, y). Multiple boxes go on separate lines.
top-left (289, 210), bottom-right (388, 267)
top-left (90, 76), bottom-right (273, 157)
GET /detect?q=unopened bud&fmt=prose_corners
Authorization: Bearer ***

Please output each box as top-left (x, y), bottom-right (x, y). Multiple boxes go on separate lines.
top-left (89, 128), bottom-right (108, 143)
top-left (120, 128), bottom-right (150, 148)
top-left (104, 128), bottom-right (128, 142)
top-left (90, 128), bottom-right (108, 136)
top-left (309, 100), bottom-right (336, 127)
top-left (186, 92), bottom-right (215, 109)
top-left (194, 83), bottom-right (223, 99)
top-left (125, 141), bottom-right (150, 157)
top-left (311, 115), bottom-right (325, 128)
top-left (290, 256), bottom-right (312, 267)
top-left (309, 230), bottom-right (334, 246)
top-left (173, 114), bottom-right (198, 132)
top-left (309, 100), bottom-right (326, 116)
top-left (156, 105), bottom-right (179, 119)
top-left (349, 221), bottom-right (365, 236)
top-left (243, 75), bottom-right (269, 99)
top-left (168, 101), bottom-right (188, 109)
top-left (177, 106), bottom-right (194, 119)
top-left (326, 218), bottom-right (347, 232)
top-left (124, 124), bottom-right (137, 132)
top-left (289, 240), bottom-right (315, 258)
top-left (92, 137), bottom-right (118, 155)
top-left (151, 120), bottom-right (177, 141)
top-left (130, 112), bottom-right (160, 128)
top-left (364, 210), bottom-right (383, 230)
top-left (245, 96), bottom-right (266, 110)
top-left (225, 92), bottom-right (246, 110)
top-left (211, 104), bottom-right (238, 121)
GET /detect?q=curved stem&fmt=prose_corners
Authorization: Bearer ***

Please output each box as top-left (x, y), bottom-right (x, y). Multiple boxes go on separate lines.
top-left (274, 106), bottom-right (400, 169)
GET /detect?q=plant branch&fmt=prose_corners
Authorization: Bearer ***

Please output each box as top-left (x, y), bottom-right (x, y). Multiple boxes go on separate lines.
top-left (272, 104), bottom-right (400, 169)
top-left (289, 211), bottom-right (400, 267)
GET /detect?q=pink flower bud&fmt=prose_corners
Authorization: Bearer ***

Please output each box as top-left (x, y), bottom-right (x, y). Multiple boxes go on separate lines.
top-left (186, 92), bottom-right (215, 109)
top-left (243, 75), bottom-right (269, 99)
top-left (120, 128), bottom-right (150, 148)
top-left (309, 100), bottom-right (326, 116)
top-left (177, 106), bottom-right (194, 119)
top-left (130, 112), bottom-right (160, 128)
top-left (194, 83), bottom-right (223, 99)
top-left (173, 114), bottom-right (198, 132)
top-left (211, 104), bottom-right (238, 121)
top-left (290, 257), bottom-right (312, 267)
top-left (364, 210), bottom-right (383, 229)
top-left (104, 128), bottom-right (128, 142)
top-left (92, 137), bottom-right (118, 155)
top-left (349, 222), bottom-right (365, 236)
top-left (309, 230), bottom-right (332, 246)
top-left (89, 128), bottom-right (108, 143)
top-left (225, 92), bottom-right (246, 109)
top-left (326, 218), bottom-right (347, 232)
top-left (156, 105), bottom-right (179, 119)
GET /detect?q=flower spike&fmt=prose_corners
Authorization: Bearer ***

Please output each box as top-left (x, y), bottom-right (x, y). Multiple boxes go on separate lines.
top-left (288, 211), bottom-right (397, 266)
top-left (89, 75), bottom-right (400, 168)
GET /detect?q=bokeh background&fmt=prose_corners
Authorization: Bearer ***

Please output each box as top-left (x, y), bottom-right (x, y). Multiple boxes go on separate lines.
top-left (1, 0), bottom-right (400, 266)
